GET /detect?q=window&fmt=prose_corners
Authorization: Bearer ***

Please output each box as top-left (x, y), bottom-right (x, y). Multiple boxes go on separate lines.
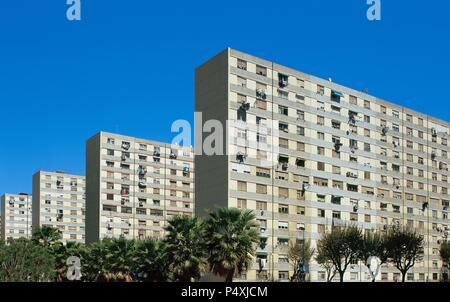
top-left (317, 162), bottom-right (325, 171)
top-left (317, 132), bottom-right (325, 140)
top-left (279, 138), bottom-right (289, 149)
top-left (349, 95), bottom-right (357, 105)
top-left (317, 116), bottom-right (325, 125)
top-left (256, 201), bottom-right (267, 211)
top-left (278, 187), bottom-right (289, 198)
top-left (333, 166), bottom-right (341, 174)
top-left (256, 168), bottom-right (270, 178)
top-left (364, 100), bottom-right (370, 109)
top-left (255, 99), bottom-right (267, 110)
top-left (237, 59), bottom-right (247, 70)
top-left (317, 85), bottom-right (324, 95)
top-left (237, 199), bottom-right (247, 209)
top-left (297, 126), bottom-right (305, 136)
top-left (278, 221), bottom-right (288, 229)
top-left (279, 122), bottom-right (289, 132)
top-left (296, 94), bottom-right (305, 102)
top-left (279, 204), bottom-right (289, 214)
top-left (237, 181), bottom-right (247, 192)
top-left (278, 105), bottom-right (288, 116)
top-left (317, 147), bottom-right (325, 155)
top-left (256, 184), bottom-right (267, 194)
top-left (256, 65), bottom-right (267, 76)
top-left (278, 89), bottom-right (288, 99)
top-left (332, 120), bottom-right (341, 129)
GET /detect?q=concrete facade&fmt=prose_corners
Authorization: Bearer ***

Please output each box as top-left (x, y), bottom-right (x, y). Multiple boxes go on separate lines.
top-left (195, 48), bottom-right (450, 282)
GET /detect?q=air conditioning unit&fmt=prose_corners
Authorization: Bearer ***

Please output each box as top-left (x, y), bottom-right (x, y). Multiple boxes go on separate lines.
top-left (279, 79), bottom-right (288, 88)
top-left (138, 167), bottom-right (147, 175)
top-left (302, 183), bottom-right (310, 191)
top-left (153, 150), bottom-right (160, 157)
top-left (256, 88), bottom-right (267, 99)
top-left (240, 102), bottom-right (250, 111)
top-left (382, 127), bottom-right (389, 136)
top-left (107, 223), bottom-right (113, 230)
top-left (346, 172), bottom-right (357, 179)
top-left (139, 181), bottom-right (147, 188)
top-left (122, 142), bottom-right (130, 150)
top-left (170, 153), bottom-right (177, 159)
top-left (236, 152), bottom-right (247, 163)
top-left (431, 128), bottom-right (437, 136)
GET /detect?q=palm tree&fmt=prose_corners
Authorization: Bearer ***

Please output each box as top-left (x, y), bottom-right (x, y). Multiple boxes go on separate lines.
top-left (205, 208), bottom-right (259, 282)
top-left (32, 226), bottom-right (62, 247)
top-left (104, 237), bottom-right (136, 282)
top-left (164, 216), bottom-right (207, 282)
top-left (51, 241), bottom-right (88, 282)
top-left (134, 239), bottom-right (168, 282)
top-left (84, 239), bottom-right (110, 282)
top-left (84, 237), bottom-right (137, 282)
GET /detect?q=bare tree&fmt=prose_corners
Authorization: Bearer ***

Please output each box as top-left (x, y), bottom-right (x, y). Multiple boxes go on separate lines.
top-left (288, 239), bottom-right (314, 282)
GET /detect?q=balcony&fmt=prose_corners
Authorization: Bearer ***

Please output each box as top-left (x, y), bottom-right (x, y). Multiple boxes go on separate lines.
top-left (278, 74), bottom-right (288, 88)
top-left (331, 90), bottom-right (343, 103)
top-left (256, 88), bottom-right (267, 100)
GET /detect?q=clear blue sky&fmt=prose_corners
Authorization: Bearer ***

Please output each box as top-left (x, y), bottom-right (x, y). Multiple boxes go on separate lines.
top-left (0, 0), bottom-right (449, 194)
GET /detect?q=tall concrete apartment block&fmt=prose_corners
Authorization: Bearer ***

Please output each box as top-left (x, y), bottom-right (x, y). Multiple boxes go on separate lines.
top-left (1, 193), bottom-right (32, 241)
top-left (195, 48), bottom-right (450, 282)
top-left (85, 132), bottom-right (194, 243)
top-left (32, 171), bottom-right (86, 242)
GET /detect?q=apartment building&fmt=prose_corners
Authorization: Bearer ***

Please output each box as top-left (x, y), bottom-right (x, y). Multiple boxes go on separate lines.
top-left (1, 193), bottom-right (32, 241)
top-left (32, 171), bottom-right (86, 243)
top-left (85, 132), bottom-right (194, 243)
top-left (195, 48), bottom-right (450, 282)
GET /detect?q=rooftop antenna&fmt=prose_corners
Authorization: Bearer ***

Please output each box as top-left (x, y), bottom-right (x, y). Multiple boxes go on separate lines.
top-left (363, 88), bottom-right (369, 94)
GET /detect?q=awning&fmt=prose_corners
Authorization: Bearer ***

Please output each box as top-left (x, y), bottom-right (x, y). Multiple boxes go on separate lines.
top-left (332, 90), bottom-right (344, 97)
top-left (256, 252), bottom-right (268, 256)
